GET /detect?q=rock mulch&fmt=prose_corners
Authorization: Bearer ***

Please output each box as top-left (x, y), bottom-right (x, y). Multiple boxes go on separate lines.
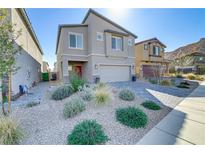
top-left (11, 80), bottom-right (198, 145)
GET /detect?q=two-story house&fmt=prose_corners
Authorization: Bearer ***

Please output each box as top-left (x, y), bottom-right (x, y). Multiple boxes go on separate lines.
top-left (56, 9), bottom-right (137, 83)
top-left (1, 8), bottom-right (43, 100)
top-left (135, 38), bottom-right (169, 78)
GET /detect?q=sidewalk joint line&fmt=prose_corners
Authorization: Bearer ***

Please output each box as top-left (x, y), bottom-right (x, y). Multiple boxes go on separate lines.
top-left (155, 127), bottom-right (195, 145)
top-left (169, 113), bottom-right (205, 125)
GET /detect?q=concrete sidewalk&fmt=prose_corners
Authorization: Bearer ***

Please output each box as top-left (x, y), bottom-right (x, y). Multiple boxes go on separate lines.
top-left (137, 81), bottom-right (205, 145)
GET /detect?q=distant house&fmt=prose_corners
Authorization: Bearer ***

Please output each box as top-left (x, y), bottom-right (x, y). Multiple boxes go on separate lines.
top-left (56, 9), bottom-right (137, 83)
top-left (165, 38), bottom-right (205, 74)
top-left (53, 62), bottom-right (57, 72)
top-left (135, 38), bottom-right (169, 78)
top-left (1, 9), bottom-right (43, 100)
top-left (42, 61), bottom-right (50, 73)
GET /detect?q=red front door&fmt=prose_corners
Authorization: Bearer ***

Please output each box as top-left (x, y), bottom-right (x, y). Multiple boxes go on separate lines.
top-left (75, 66), bottom-right (82, 77)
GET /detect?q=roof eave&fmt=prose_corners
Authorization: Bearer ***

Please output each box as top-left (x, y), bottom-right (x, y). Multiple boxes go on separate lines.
top-left (82, 9), bottom-right (137, 38)
top-left (19, 9), bottom-right (44, 55)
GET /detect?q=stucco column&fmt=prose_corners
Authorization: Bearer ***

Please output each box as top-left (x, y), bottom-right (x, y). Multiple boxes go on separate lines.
top-left (62, 60), bottom-right (69, 83)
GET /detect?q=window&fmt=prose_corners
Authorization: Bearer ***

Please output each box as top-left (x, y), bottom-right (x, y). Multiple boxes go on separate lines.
top-left (153, 46), bottom-right (160, 56)
top-left (199, 57), bottom-right (203, 61)
top-left (96, 32), bottom-right (104, 41)
top-left (144, 44), bottom-right (148, 50)
top-left (111, 36), bottom-right (123, 51)
top-left (128, 39), bottom-right (133, 46)
top-left (69, 33), bottom-right (83, 49)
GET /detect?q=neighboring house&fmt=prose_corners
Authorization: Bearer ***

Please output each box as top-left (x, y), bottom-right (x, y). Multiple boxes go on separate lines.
top-left (165, 38), bottom-right (205, 74)
top-left (135, 38), bottom-right (169, 78)
top-left (43, 61), bottom-right (50, 73)
top-left (1, 8), bottom-right (43, 100)
top-left (56, 9), bottom-right (137, 83)
top-left (53, 62), bottom-right (57, 72)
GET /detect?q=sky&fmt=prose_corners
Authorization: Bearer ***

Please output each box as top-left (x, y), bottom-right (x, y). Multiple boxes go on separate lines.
top-left (26, 8), bottom-right (205, 69)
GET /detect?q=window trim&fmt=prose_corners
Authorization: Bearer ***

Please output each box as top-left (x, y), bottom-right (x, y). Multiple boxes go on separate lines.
top-left (111, 35), bottom-right (123, 51)
top-left (128, 39), bottom-right (133, 46)
top-left (144, 44), bottom-right (148, 50)
top-left (96, 32), bottom-right (104, 41)
top-left (68, 32), bottom-right (83, 50)
top-left (153, 46), bottom-right (160, 56)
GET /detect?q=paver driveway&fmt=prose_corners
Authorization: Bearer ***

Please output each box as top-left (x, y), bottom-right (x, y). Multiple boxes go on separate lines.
top-left (110, 80), bottom-right (198, 108)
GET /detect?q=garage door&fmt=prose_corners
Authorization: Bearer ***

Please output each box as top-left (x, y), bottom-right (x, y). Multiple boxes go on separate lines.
top-left (142, 65), bottom-right (165, 77)
top-left (142, 65), bottom-right (155, 77)
top-left (100, 65), bottom-right (130, 82)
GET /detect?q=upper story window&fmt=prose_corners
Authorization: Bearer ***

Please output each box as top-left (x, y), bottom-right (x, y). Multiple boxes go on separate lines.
top-left (112, 35), bottom-right (123, 51)
top-left (69, 32), bottom-right (83, 49)
top-left (96, 32), bottom-right (104, 41)
top-left (153, 46), bottom-right (161, 56)
top-left (144, 44), bottom-right (148, 50)
top-left (128, 39), bottom-right (133, 46)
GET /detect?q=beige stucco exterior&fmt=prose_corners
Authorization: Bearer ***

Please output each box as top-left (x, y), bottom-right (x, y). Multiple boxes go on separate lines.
top-left (42, 61), bottom-right (50, 73)
top-left (1, 9), bottom-right (43, 99)
top-left (11, 9), bottom-right (43, 67)
top-left (56, 9), bottom-right (136, 83)
top-left (135, 38), bottom-right (168, 77)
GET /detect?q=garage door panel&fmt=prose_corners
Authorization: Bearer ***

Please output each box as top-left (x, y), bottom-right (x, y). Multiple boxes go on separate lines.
top-left (100, 65), bottom-right (130, 82)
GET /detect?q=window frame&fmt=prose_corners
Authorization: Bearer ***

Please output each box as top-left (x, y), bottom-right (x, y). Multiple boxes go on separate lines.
top-left (153, 46), bottom-right (161, 56)
top-left (111, 35), bottom-right (123, 51)
top-left (199, 57), bottom-right (203, 61)
top-left (68, 32), bottom-right (83, 50)
top-left (96, 32), bottom-right (104, 41)
top-left (144, 44), bottom-right (148, 50)
top-left (128, 39), bottom-right (133, 46)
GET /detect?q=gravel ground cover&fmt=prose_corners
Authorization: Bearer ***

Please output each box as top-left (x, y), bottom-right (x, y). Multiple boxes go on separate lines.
top-left (10, 79), bottom-right (198, 145)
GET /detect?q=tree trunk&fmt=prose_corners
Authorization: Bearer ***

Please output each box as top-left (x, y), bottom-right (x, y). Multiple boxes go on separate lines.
top-left (8, 71), bottom-right (11, 113)
top-left (1, 101), bottom-right (7, 116)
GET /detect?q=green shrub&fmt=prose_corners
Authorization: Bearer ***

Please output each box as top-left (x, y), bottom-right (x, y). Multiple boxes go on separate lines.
top-left (0, 117), bottom-right (23, 144)
top-left (94, 87), bottom-right (112, 104)
top-left (169, 67), bottom-right (176, 74)
top-left (160, 80), bottom-right (171, 86)
top-left (149, 79), bottom-right (157, 84)
top-left (186, 73), bottom-right (196, 80)
top-left (180, 81), bottom-right (190, 86)
top-left (141, 100), bottom-right (161, 110)
top-left (26, 101), bottom-right (40, 108)
top-left (79, 85), bottom-right (94, 101)
top-left (116, 107), bottom-right (148, 128)
top-left (52, 86), bottom-right (73, 100)
top-left (176, 83), bottom-right (190, 89)
top-left (176, 73), bottom-right (183, 78)
top-left (63, 98), bottom-right (86, 118)
top-left (195, 75), bottom-right (205, 81)
top-left (70, 73), bottom-right (86, 92)
top-left (119, 89), bottom-right (135, 101)
top-left (67, 120), bottom-right (108, 145)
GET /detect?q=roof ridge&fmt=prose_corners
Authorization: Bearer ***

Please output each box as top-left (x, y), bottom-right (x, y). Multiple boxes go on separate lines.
top-left (82, 8), bottom-right (137, 38)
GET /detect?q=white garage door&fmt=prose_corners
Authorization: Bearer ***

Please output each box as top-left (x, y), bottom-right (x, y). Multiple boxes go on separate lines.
top-left (100, 65), bottom-right (131, 82)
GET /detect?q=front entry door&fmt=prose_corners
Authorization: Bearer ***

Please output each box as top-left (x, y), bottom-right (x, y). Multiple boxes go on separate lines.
top-left (75, 65), bottom-right (82, 78)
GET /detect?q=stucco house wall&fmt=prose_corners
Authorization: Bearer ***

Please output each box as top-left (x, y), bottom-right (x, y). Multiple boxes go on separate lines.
top-left (135, 38), bottom-right (166, 77)
top-left (5, 9), bottom-right (43, 97)
top-left (56, 9), bottom-right (136, 83)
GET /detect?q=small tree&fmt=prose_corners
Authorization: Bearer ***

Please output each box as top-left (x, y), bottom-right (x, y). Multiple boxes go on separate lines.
top-left (0, 9), bottom-right (22, 115)
top-left (151, 64), bottom-right (166, 84)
